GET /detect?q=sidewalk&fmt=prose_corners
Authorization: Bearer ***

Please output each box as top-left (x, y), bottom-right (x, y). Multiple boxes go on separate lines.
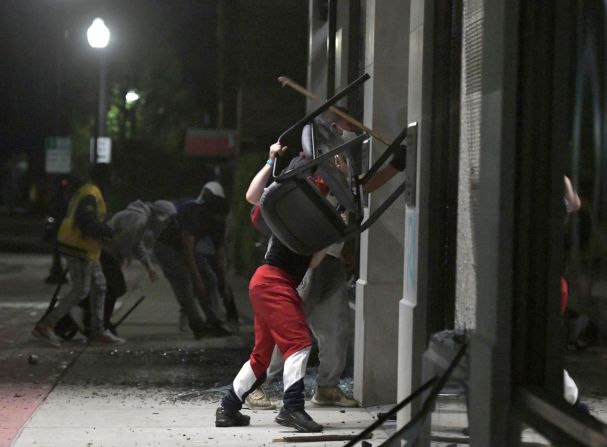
top-left (0, 214), bottom-right (50, 253)
top-left (3, 255), bottom-right (389, 447)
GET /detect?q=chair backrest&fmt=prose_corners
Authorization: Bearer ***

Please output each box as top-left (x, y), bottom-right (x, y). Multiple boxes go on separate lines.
top-left (259, 130), bottom-right (408, 255)
top-left (259, 177), bottom-right (349, 255)
top-left (261, 72), bottom-right (408, 256)
top-left (303, 118), bottom-right (358, 213)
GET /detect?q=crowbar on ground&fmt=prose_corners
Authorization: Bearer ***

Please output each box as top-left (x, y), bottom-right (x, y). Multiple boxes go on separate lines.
top-left (110, 295), bottom-right (146, 330)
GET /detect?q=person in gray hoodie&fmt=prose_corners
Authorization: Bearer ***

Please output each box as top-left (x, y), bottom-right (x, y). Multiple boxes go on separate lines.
top-left (106, 200), bottom-right (176, 276)
top-left (101, 199), bottom-right (177, 333)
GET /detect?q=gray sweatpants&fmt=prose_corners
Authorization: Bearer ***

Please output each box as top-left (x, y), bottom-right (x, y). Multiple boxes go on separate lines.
top-left (43, 255), bottom-right (106, 336)
top-left (267, 255), bottom-right (352, 387)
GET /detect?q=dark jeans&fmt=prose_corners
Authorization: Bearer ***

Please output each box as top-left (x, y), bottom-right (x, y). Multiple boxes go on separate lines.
top-left (100, 250), bottom-right (127, 327)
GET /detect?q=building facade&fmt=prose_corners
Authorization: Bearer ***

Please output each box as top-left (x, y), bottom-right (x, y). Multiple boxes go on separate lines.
top-left (305, 0), bottom-right (607, 445)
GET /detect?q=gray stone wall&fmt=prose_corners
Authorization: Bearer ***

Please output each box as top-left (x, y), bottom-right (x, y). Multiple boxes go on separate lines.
top-left (455, 0), bottom-right (484, 330)
top-left (354, 0), bottom-right (409, 406)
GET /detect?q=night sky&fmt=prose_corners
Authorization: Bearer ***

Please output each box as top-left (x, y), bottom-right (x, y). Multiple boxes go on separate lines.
top-left (0, 0), bottom-right (308, 212)
top-left (0, 0), bottom-right (219, 166)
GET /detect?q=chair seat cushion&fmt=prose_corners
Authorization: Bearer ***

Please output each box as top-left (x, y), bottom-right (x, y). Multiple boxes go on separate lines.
top-left (260, 177), bottom-right (347, 255)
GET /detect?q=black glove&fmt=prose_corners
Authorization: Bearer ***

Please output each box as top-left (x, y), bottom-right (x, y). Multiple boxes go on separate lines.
top-left (389, 144), bottom-right (407, 172)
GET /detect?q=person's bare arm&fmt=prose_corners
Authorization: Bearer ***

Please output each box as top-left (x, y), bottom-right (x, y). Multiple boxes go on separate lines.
top-left (361, 144), bottom-right (407, 193)
top-left (245, 142), bottom-right (288, 205)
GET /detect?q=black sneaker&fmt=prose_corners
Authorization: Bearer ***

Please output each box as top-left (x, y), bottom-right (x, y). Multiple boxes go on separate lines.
top-left (275, 407), bottom-right (323, 432)
top-left (215, 407), bottom-right (250, 427)
top-left (193, 327), bottom-right (208, 340)
top-left (208, 323), bottom-right (233, 337)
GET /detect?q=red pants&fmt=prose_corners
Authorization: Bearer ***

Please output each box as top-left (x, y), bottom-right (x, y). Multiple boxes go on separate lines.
top-left (248, 264), bottom-right (312, 377)
top-left (560, 277), bottom-right (569, 316)
top-left (222, 264), bottom-right (312, 410)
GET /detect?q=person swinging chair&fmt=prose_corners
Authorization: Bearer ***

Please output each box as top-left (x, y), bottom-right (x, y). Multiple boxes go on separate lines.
top-left (260, 73), bottom-right (409, 255)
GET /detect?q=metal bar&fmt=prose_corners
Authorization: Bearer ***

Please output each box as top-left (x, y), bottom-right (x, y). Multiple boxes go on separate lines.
top-left (342, 377), bottom-right (437, 447)
top-left (272, 73), bottom-right (370, 183)
top-left (358, 126), bottom-right (408, 186)
top-left (378, 343), bottom-right (467, 446)
top-left (354, 179), bottom-right (407, 235)
top-left (112, 295), bottom-right (146, 329)
top-left (276, 72), bottom-right (369, 143)
top-left (273, 134), bottom-right (368, 182)
top-left (272, 131), bottom-right (407, 241)
top-left (515, 387), bottom-right (607, 447)
top-left (277, 76), bottom-right (391, 145)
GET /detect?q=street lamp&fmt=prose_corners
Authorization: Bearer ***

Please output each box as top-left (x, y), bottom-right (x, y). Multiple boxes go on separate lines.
top-left (87, 18), bottom-right (110, 49)
top-left (125, 90), bottom-right (140, 105)
top-left (87, 18), bottom-right (110, 164)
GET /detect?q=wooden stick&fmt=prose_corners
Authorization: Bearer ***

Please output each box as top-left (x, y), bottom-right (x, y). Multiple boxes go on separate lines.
top-left (272, 433), bottom-right (373, 443)
top-left (278, 76), bottom-right (391, 146)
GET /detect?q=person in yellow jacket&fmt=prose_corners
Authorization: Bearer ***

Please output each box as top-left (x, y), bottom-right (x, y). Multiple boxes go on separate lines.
top-left (32, 164), bottom-right (124, 347)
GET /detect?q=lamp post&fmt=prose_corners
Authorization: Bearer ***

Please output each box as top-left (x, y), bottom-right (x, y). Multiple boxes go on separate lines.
top-left (87, 18), bottom-right (110, 164)
top-left (125, 90), bottom-right (140, 105)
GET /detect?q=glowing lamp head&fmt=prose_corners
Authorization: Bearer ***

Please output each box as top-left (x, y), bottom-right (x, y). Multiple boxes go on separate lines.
top-left (87, 18), bottom-right (110, 49)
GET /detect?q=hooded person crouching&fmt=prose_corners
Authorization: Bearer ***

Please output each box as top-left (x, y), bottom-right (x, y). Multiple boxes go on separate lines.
top-left (99, 199), bottom-right (177, 333)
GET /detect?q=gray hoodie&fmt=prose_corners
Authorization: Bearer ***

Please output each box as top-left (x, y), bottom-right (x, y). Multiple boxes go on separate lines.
top-left (105, 200), bottom-right (176, 267)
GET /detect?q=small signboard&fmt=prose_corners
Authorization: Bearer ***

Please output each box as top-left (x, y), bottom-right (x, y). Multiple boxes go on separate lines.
top-left (45, 137), bottom-right (72, 174)
top-left (185, 129), bottom-right (238, 157)
top-left (90, 137), bottom-right (112, 163)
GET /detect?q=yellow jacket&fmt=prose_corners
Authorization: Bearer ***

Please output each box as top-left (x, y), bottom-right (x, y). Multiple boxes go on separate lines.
top-left (58, 183), bottom-right (108, 261)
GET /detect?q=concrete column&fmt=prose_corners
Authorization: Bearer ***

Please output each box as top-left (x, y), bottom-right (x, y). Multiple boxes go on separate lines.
top-left (455, 0), bottom-right (483, 330)
top-left (469, 0), bottom-right (519, 445)
top-left (307, 1), bottom-right (328, 113)
top-left (334, 0), bottom-right (350, 89)
top-left (396, 0), bottom-right (431, 426)
top-left (353, 0), bottom-right (409, 406)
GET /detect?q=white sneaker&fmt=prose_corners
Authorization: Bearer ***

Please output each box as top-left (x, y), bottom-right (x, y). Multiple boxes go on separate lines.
top-left (88, 329), bottom-right (126, 345)
top-left (32, 324), bottom-right (62, 348)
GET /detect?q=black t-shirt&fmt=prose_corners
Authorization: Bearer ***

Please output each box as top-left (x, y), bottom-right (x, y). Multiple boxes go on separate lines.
top-left (157, 198), bottom-right (227, 250)
top-left (263, 236), bottom-right (311, 284)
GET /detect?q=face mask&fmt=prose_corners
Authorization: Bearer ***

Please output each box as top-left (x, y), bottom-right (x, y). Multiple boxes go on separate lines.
top-left (329, 122), bottom-right (343, 137)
